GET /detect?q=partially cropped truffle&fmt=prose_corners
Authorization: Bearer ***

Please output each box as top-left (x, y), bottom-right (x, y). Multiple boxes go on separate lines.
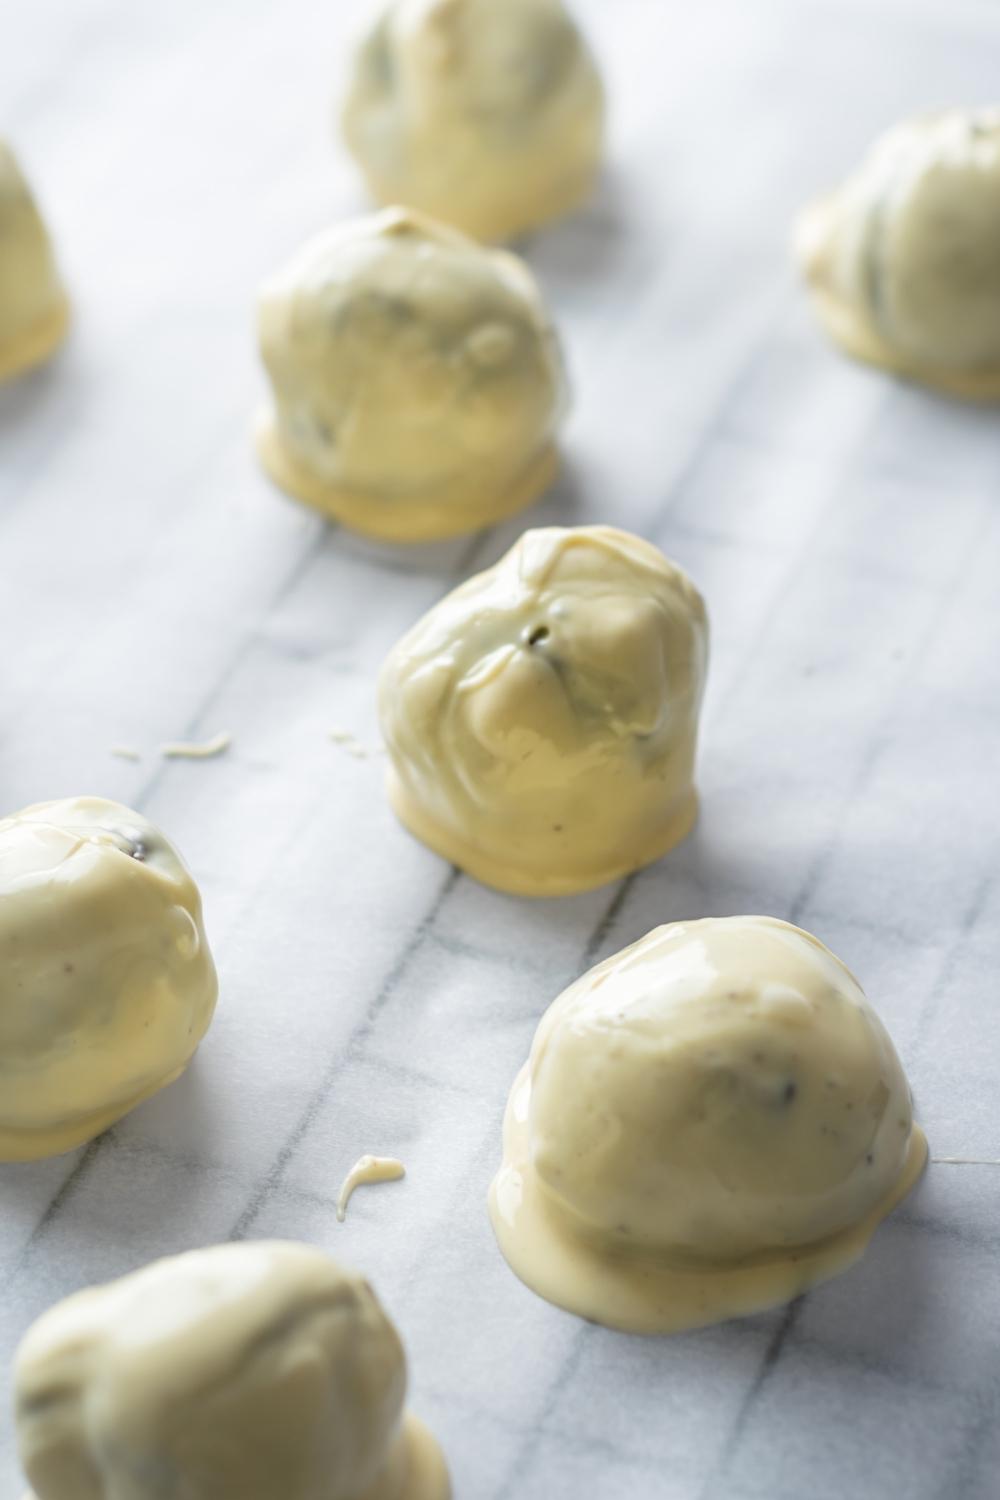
top-left (0, 142), bottom-right (69, 380)
top-left (490, 916), bottom-right (928, 1333)
top-left (798, 108), bottom-right (1000, 397)
top-left (378, 526), bottom-right (708, 896)
top-left (257, 207), bottom-right (567, 542)
top-left (15, 1241), bottom-right (450, 1500)
top-left (0, 796), bottom-right (217, 1160)
top-left (341, 0), bottom-right (605, 243)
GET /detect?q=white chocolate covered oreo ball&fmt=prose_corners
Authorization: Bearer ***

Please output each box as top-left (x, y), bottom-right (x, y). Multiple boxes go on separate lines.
top-left (257, 207), bottom-right (567, 542)
top-left (379, 526), bottom-right (708, 896)
top-left (0, 796), bottom-right (217, 1161)
top-left (0, 142), bottom-right (69, 380)
top-left (490, 916), bottom-right (928, 1333)
top-left (15, 1241), bottom-right (451, 1500)
top-left (341, 0), bottom-right (605, 244)
top-left (798, 108), bottom-right (1000, 397)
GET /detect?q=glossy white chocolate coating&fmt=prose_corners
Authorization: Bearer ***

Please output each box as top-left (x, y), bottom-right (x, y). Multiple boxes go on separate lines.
top-left (379, 526), bottom-right (708, 896)
top-left (0, 796), bottom-right (217, 1161)
top-left (0, 142), bottom-right (69, 379)
top-left (490, 916), bottom-right (927, 1332)
top-left (15, 1241), bottom-right (450, 1500)
top-left (798, 108), bottom-right (1000, 396)
top-left (337, 1155), bottom-right (406, 1222)
top-left (341, 0), bottom-right (605, 243)
top-left (257, 208), bottom-right (567, 541)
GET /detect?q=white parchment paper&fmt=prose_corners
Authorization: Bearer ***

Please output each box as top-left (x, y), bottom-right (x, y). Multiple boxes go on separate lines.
top-left (2, 1), bottom-right (999, 1495)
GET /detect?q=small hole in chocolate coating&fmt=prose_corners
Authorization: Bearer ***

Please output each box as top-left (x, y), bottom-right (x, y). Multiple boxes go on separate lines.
top-left (526, 625), bottom-right (550, 646)
top-left (119, 830), bottom-right (148, 861)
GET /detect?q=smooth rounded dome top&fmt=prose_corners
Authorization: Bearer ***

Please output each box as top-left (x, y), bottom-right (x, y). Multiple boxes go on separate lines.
top-left (15, 1241), bottom-right (451, 1500)
top-left (530, 917), bottom-right (915, 1258)
top-left (378, 525), bottom-right (708, 896)
top-left (490, 916), bottom-right (927, 1332)
top-left (798, 107), bottom-right (1000, 395)
top-left (0, 796), bottom-right (218, 1161)
top-left (341, 0), bottom-right (605, 243)
top-left (257, 207), bottom-right (567, 542)
top-left (0, 142), bottom-right (69, 379)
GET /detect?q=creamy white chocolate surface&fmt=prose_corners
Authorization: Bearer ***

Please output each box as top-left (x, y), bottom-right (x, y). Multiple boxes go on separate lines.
top-left (15, 1241), bottom-right (451, 1500)
top-left (0, 796), bottom-right (218, 1161)
top-left (337, 1155), bottom-right (407, 1222)
top-left (0, 142), bottom-right (69, 380)
top-left (257, 207), bottom-right (567, 542)
top-left (797, 107), bottom-right (1000, 395)
top-left (378, 525), bottom-right (708, 897)
top-left (160, 729), bottom-right (232, 759)
top-left (341, 0), bottom-right (605, 244)
top-left (490, 916), bottom-right (928, 1333)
